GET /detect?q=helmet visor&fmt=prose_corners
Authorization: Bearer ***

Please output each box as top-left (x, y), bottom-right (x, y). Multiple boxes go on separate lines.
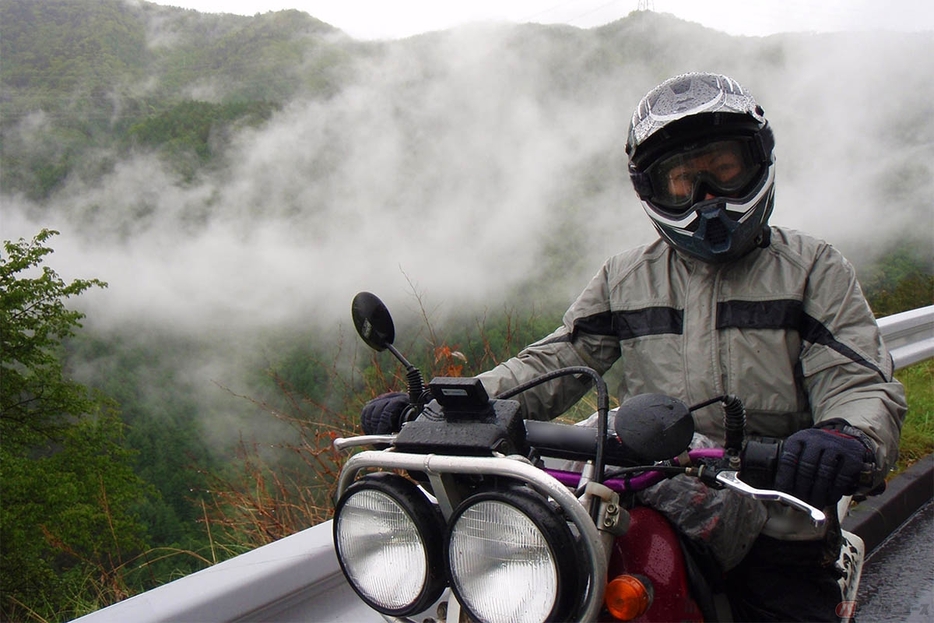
top-left (645, 138), bottom-right (765, 214)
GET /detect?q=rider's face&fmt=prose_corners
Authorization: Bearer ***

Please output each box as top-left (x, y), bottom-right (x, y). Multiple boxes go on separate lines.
top-left (664, 143), bottom-right (746, 201)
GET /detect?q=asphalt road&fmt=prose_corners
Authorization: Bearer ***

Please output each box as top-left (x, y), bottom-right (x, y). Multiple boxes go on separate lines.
top-left (856, 500), bottom-right (934, 622)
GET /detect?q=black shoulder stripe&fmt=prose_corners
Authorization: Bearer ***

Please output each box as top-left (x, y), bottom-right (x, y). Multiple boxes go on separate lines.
top-left (615, 307), bottom-right (684, 339)
top-left (573, 307), bottom-right (683, 341)
top-left (718, 300), bottom-right (884, 378)
top-left (572, 310), bottom-right (615, 337)
top-left (798, 313), bottom-right (885, 378)
top-left (716, 299), bottom-right (803, 330)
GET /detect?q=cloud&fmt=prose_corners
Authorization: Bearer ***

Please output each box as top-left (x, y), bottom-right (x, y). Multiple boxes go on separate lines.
top-left (4, 23), bottom-right (641, 336)
top-left (2, 20), bottom-right (931, 450)
top-left (5, 23), bottom-right (932, 332)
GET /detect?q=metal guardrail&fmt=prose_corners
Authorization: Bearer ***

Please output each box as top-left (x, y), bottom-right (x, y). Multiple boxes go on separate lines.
top-left (72, 524), bottom-right (374, 623)
top-left (877, 305), bottom-right (934, 369)
top-left (73, 305), bottom-right (934, 623)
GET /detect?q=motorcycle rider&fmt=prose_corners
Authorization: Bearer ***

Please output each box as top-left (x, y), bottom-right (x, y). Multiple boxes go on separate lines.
top-left (361, 72), bottom-right (906, 621)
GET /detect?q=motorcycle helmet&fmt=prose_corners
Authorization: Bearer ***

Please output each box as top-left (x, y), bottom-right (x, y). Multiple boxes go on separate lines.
top-left (625, 73), bottom-right (776, 263)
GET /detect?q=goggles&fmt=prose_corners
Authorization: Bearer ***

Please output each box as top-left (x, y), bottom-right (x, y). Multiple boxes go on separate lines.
top-left (639, 138), bottom-right (767, 214)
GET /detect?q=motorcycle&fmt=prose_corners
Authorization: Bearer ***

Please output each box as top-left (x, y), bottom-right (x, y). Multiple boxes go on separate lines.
top-left (331, 292), bottom-right (864, 623)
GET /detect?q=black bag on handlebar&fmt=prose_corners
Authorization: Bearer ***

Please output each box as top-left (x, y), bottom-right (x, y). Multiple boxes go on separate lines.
top-left (637, 473), bottom-right (768, 571)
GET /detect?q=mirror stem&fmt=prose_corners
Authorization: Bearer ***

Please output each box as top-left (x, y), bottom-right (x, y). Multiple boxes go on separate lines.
top-left (386, 344), bottom-right (427, 414)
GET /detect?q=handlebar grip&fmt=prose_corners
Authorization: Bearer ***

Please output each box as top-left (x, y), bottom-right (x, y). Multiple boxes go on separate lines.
top-left (739, 437), bottom-right (783, 489)
top-left (524, 420), bottom-right (637, 465)
top-left (525, 420), bottom-right (598, 461)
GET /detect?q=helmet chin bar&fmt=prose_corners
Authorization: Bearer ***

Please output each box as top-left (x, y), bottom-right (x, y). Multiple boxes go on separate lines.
top-left (653, 205), bottom-right (773, 265)
top-left (646, 180), bottom-right (775, 264)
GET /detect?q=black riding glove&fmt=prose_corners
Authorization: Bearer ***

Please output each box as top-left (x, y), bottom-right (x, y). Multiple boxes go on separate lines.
top-left (775, 428), bottom-right (872, 508)
top-left (360, 392), bottom-right (409, 435)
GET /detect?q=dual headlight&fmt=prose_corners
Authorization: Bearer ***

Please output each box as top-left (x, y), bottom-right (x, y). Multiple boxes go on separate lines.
top-left (333, 473), bottom-right (580, 622)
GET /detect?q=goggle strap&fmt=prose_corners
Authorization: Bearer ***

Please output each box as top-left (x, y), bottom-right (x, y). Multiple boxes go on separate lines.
top-left (753, 124), bottom-right (775, 164)
top-left (629, 165), bottom-right (654, 199)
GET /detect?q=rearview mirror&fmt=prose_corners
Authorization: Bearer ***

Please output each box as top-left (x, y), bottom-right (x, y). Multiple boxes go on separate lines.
top-left (614, 394), bottom-right (695, 463)
top-left (351, 291), bottom-right (395, 352)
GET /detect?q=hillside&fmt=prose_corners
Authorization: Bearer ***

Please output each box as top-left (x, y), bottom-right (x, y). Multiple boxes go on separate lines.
top-left (0, 0), bottom-right (354, 198)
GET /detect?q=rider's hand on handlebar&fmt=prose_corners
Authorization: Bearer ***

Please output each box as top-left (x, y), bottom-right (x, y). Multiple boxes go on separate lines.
top-left (774, 428), bottom-right (873, 508)
top-left (360, 392), bottom-right (409, 435)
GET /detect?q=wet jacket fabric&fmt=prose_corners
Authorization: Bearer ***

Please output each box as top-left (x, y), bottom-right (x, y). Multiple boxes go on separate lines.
top-left (477, 227), bottom-right (906, 473)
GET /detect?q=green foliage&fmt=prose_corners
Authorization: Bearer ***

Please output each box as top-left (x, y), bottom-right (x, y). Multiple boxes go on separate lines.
top-left (1, 410), bottom-right (153, 621)
top-left (861, 241), bottom-right (934, 317)
top-left (1, 229), bottom-right (106, 449)
top-left (126, 100), bottom-right (279, 178)
top-left (261, 342), bottom-right (332, 406)
top-left (0, 0), bottom-right (147, 98)
top-left (0, 0), bottom-right (348, 197)
top-left (151, 8), bottom-right (343, 102)
top-left (0, 230), bottom-right (156, 621)
top-left (66, 332), bottom-right (221, 567)
top-left (893, 359), bottom-right (934, 474)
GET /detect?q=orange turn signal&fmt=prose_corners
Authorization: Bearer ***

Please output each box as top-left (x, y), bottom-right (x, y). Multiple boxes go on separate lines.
top-left (604, 574), bottom-right (653, 621)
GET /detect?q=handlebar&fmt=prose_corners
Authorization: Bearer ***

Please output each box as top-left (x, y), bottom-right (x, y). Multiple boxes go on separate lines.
top-left (336, 362), bottom-right (825, 526)
top-left (333, 428), bottom-right (827, 529)
top-left (542, 448), bottom-right (825, 526)
top-left (334, 430), bottom-right (826, 533)
top-left (543, 447), bottom-right (725, 492)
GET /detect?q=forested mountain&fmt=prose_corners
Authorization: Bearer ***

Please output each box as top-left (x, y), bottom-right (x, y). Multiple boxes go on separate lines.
top-left (1, 1), bottom-right (932, 619)
top-left (1, 0), bottom-right (352, 197)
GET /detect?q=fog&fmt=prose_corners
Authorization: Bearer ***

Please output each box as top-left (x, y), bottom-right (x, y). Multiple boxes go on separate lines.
top-left (2, 16), bottom-right (932, 447)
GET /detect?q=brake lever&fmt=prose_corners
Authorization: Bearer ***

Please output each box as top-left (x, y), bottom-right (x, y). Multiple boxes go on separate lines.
top-left (333, 434), bottom-right (397, 451)
top-left (714, 471), bottom-right (826, 527)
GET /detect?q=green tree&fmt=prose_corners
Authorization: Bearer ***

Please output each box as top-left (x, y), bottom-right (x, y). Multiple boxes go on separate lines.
top-left (1, 230), bottom-right (151, 621)
top-left (1, 230), bottom-right (105, 450)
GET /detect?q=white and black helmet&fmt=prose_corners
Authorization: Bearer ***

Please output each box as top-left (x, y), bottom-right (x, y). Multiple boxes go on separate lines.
top-left (626, 73), bottom-right (776, 263)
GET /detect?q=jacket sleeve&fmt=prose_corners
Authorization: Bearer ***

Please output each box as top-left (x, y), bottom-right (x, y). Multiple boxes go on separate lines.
top-left (477, 263), bottom-right (622, 420)
top-left (799, 243), bottom-right (907, 480)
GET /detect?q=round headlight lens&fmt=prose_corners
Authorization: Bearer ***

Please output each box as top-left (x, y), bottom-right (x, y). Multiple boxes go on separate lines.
top-left (449, 501), bottom-right (557, 622)
top-left (337, 489), bottom-right (426, 607)
top-left (446, 488), bottom-right (579, 623)
top-left (333, 474), bottom-right (444, 615)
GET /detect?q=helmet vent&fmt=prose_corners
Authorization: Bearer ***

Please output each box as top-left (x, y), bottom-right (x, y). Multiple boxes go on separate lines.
top-left (705, 217), bottom-right (730, 247)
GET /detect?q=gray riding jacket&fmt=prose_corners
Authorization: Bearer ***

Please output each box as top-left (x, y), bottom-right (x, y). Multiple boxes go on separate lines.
top-left (478, 227), bottom-right (906, 475)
